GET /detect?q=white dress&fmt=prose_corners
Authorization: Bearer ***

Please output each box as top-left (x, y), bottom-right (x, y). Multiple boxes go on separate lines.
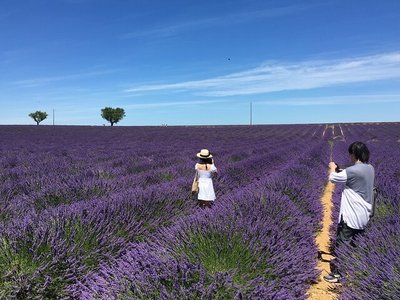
top-left (195, 163), bottom-right (217, 201)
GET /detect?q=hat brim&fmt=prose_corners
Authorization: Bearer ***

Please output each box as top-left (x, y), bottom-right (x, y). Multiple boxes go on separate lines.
top-left (196, 153), bottom-right (213, 158)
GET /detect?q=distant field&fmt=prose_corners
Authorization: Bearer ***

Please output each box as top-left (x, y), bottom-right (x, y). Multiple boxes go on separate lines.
top-left (0, 124), bottom-right (399, 299)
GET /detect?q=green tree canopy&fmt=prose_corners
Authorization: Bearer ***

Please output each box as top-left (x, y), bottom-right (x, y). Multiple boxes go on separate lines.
top-left (29, 111), bottom-right (48, 125)
top-left (101, 107), bottom-right (125, 126)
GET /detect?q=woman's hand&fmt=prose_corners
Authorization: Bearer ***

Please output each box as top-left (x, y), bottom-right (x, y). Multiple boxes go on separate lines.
top-left (329, 162), bottom-right (337, 173)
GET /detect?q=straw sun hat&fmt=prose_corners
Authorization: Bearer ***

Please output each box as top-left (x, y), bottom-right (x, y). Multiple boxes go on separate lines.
top-left (196, 149), bottom-right (213, 159)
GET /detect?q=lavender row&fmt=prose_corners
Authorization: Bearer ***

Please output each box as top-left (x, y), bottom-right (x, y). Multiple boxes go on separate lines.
top-left (76, 191), bottom-right (317, 299)
top-left (0, 182), bottom-right (195, 296)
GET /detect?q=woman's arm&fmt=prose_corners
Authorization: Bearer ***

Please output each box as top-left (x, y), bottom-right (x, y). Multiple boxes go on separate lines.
top-left (329, 169), bottom-right (347, 183)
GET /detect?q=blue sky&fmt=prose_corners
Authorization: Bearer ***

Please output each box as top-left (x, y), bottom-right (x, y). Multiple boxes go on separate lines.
top-left (1, 0), bottom-right (400, 126)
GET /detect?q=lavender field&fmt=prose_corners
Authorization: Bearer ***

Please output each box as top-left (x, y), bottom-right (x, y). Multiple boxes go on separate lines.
top-left (0, 124), bottom-right (399, 299)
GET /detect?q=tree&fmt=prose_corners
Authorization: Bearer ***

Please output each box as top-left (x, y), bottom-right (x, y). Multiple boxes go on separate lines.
top-left (101, 107), bottom-right (125, 126)
top-left (29, 111), bottom-right (48, 125)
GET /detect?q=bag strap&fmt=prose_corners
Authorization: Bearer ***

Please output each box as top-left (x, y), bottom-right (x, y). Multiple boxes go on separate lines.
top-left (370, 187), bottom-right (378, 218)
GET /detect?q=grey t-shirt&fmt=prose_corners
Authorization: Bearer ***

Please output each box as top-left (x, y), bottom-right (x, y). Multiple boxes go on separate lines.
top-left (345, 163), bottom-right (375, 204)
top-left (330, 162), bottom-right (375, 229)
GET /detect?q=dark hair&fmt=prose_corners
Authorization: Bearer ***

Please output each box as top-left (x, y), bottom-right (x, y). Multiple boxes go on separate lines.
top-left (198, 157), bottom-right (213, 164)
top-left (348, 141), bottom-right (370, 163)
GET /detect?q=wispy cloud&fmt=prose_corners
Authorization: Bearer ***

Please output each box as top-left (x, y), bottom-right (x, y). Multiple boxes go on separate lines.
top-left (0, 48), bottom-right (33, 65)
top-left (257, 94), bottom-right (400, 106)
top-left (0, 10), bottom-right (14, 21)
top-left (120, 3), bottom-right (317, 39)
top-left (122, 99), bottom-right (228, 110)
top-left (124, 52), bottom-right (400, 96)
top-left (10, 69), bottom-right (120, 88)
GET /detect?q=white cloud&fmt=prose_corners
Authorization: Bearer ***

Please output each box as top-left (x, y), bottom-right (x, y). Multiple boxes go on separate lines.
top-left (124, 52), bottom-right (400, 96)
top-left (122, 99), bottom-right (228, 110)
top-left (120, 3), bottom-right (318, 39)
top-left (10, 69), bottom-right (120, 88)
top-left (257, 94), bottom-right (400, 106)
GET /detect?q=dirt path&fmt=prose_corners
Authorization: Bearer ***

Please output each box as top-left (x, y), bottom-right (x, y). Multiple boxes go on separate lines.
top-left (307, 181), bottom-right (340, 300)
top-left (322, 125), bottom-right (333, 138)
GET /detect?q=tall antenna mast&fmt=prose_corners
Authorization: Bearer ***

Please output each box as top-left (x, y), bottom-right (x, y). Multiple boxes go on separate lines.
top-left (250, 101), bottom-right (253, 125)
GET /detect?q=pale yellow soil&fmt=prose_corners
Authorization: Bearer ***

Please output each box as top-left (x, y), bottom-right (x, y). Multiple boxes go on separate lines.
top-left (307, 182), bottom-right (341, 300)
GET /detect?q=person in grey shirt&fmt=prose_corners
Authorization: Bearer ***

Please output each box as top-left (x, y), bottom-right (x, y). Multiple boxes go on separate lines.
top-left (324, 141), bottom-right (375, 283)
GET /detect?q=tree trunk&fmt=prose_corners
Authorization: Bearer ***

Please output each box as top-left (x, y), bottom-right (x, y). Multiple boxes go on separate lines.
top-left (111, 122), bottom-right (114, 126)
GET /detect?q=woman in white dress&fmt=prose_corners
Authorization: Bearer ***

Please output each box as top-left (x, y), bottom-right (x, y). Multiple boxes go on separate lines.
top-left (195, 149), bottom-right (217, 208)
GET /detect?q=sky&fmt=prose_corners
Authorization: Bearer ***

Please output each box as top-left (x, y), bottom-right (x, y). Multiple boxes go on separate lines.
top-left (1, 0), bottom-right (400, 126)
